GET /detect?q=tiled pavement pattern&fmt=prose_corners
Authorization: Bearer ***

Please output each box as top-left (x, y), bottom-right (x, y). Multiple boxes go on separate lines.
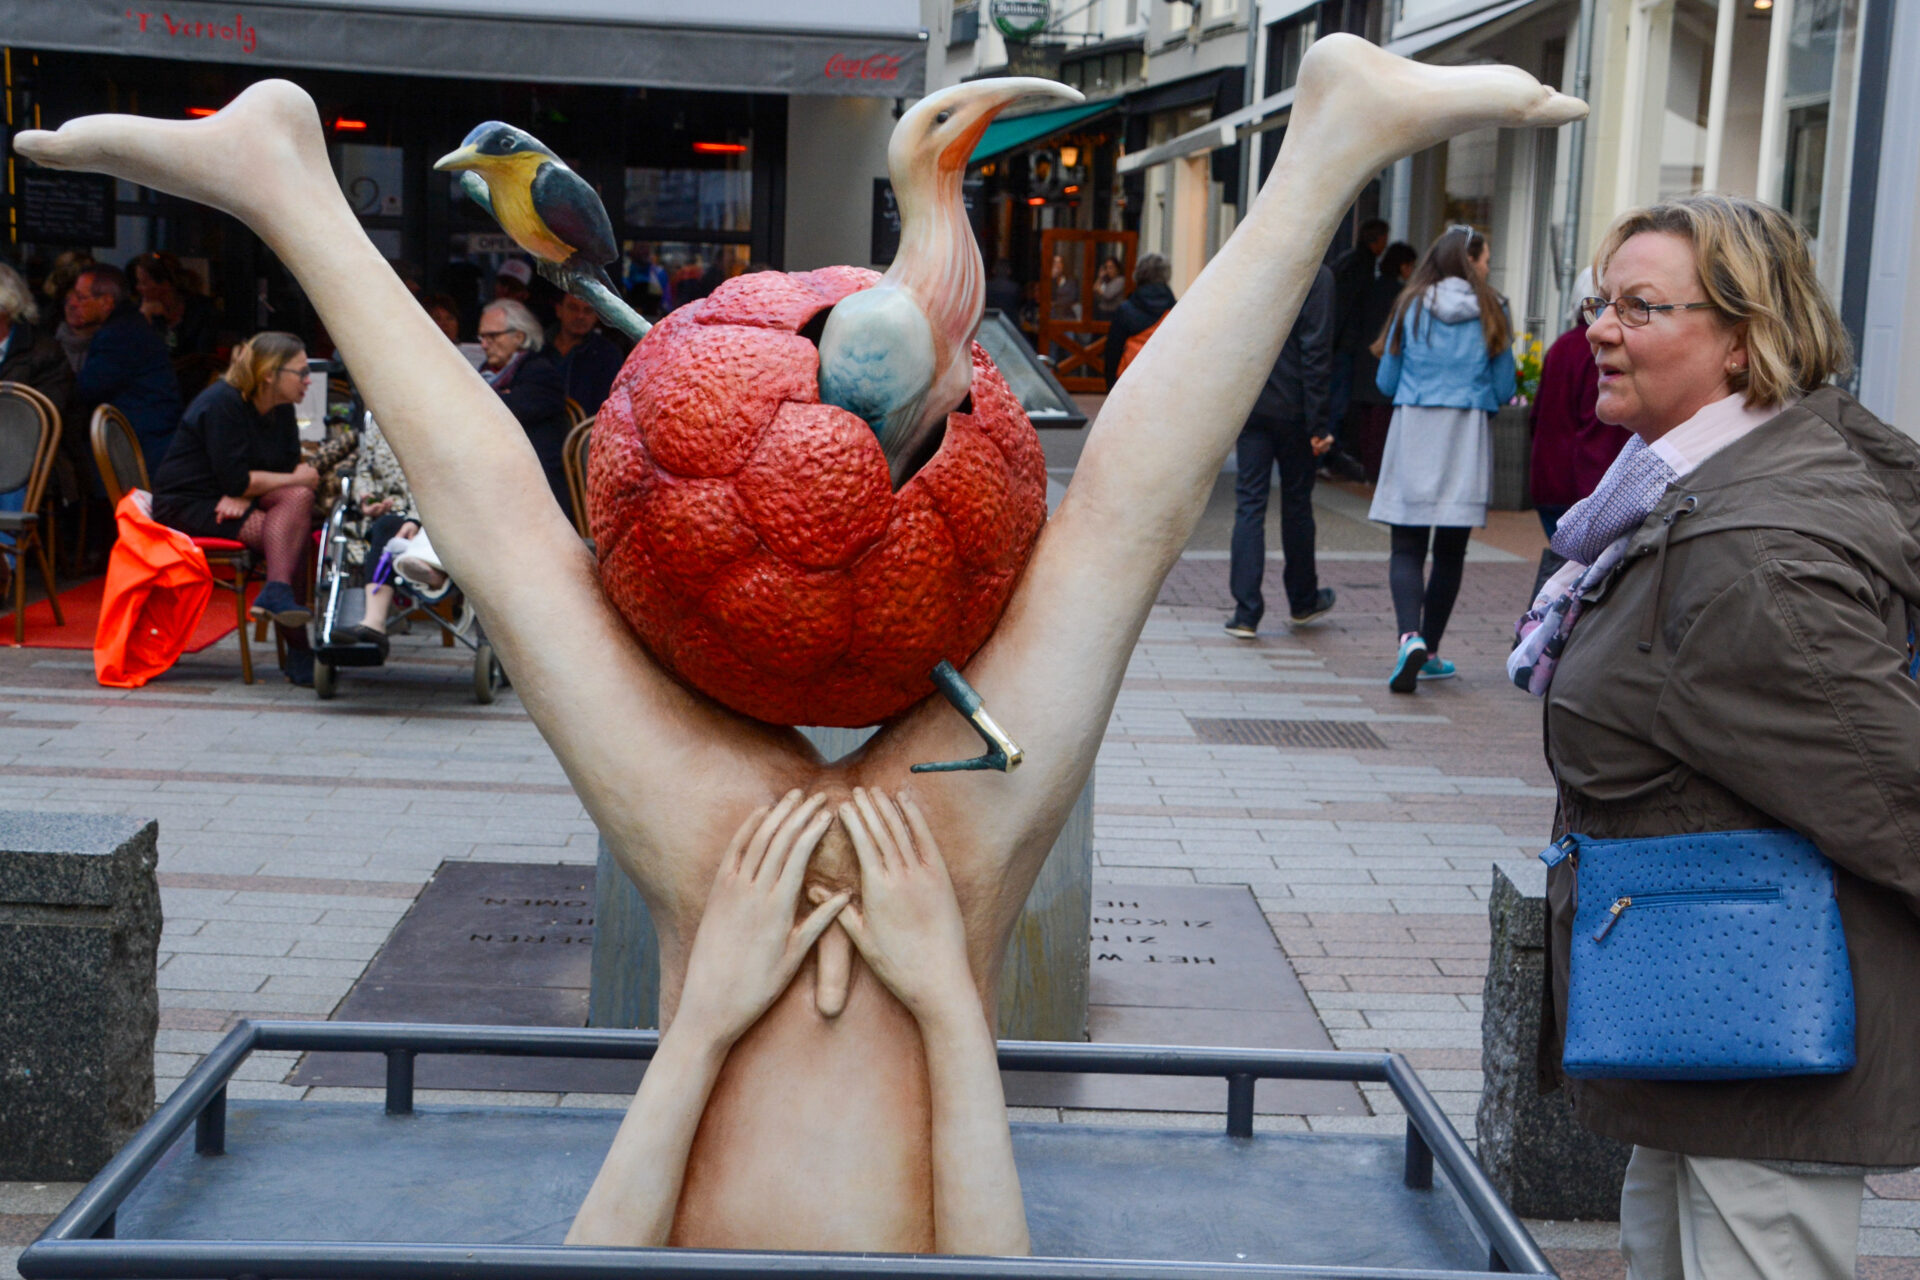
top-left (3, 469), bottom-right (1916, 1277)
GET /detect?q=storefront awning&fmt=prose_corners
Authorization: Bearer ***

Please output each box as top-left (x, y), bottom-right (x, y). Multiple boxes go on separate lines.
top-left (1116, 0), bottom-right (1539, 174)
top-left (971, 101), bottom-right (1117, 163)
top-left (2, 0), bottom-right (928, 96)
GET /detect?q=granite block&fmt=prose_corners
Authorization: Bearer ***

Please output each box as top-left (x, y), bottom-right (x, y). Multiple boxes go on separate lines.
top-left (1475, 862), bottom-right (1629, 1220)
top-left (0, 811), bottom-right (160, 1180)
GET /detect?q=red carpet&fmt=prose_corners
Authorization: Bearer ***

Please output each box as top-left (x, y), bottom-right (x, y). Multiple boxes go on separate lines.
top-left (0, 575), bottom-right (260, 652)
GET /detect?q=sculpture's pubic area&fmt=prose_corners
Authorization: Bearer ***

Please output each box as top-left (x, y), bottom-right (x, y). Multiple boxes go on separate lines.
top-left (590, 265), bottom-right (1049, 727)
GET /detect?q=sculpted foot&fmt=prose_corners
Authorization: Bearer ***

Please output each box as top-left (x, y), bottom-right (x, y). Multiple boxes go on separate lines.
top-left (13, 80), bottom-right (337, 234)
top-left (1285, 34), bottom-right (1585, 181)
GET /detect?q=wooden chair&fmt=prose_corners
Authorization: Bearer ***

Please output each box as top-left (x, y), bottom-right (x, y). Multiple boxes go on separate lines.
top-left (564, 397), bottom-right (590, 433)
top-left (562, 415), bottom-right (594, 540)
top-left (92, 404), bottom-right (263, 683)
top-left (0, 382), bottom-right (66, 645)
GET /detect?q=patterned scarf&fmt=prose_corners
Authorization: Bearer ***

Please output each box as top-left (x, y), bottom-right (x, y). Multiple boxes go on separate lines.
top-left (1509, 436), bottom-right (1678, 695)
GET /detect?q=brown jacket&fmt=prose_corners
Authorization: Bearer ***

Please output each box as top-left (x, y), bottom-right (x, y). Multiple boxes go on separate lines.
top-left (1539, 387), bottom-right (1920, 1165)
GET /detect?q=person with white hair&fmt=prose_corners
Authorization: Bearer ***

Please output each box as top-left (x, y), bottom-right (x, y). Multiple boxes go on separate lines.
top-left (0, 261), bottom-right (74, 412)
top-left (478, 296), bottom-right (572, 522)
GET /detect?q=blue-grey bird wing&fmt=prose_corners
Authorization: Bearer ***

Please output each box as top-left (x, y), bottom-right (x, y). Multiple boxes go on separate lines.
top-left (530, 162), bottom-right (619, 267)
top-left (818, 286), bottom-right (936, 441)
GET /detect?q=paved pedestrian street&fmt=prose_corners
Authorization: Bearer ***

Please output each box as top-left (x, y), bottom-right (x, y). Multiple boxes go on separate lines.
top-left (2, 470), bottom-right (1916, 1278)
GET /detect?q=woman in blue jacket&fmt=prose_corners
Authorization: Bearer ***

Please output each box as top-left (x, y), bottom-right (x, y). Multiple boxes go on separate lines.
top-left (1368, 226), bottom-right (1515, 692)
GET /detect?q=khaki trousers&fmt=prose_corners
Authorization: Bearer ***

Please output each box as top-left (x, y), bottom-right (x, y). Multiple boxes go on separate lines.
top-left (1619, 1146), bottom-right (1865, 1280)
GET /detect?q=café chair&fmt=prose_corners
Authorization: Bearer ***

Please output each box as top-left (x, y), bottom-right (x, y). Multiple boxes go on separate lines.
top-left (0, 382), bottom-right (65, 645)
top-left (562, 416), bottom-right (594, 541)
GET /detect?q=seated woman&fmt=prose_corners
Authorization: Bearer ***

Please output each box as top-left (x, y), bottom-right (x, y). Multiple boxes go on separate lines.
top-left (477, 298), bottom-right (573, 524)
top-left (151, 331), bottom-right (319, 683)
top-left (569, 788), bottom-right (1026, 1256)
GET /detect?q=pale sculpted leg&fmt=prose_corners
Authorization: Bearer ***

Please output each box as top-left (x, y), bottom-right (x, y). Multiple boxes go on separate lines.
top-left (16, 83), bottom-right (816, 916)
top-left (871, 34), bottom-right (1585, 933)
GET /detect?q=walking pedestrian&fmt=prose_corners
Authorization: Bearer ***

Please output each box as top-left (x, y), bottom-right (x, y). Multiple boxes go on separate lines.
top-left (1322, 217), bottom-right (1389, 478)
top-left (1349, 241), bottom-right (1417, 480)
top-left (1526, 267), bottom-right (1631, 594)
top-left (1224, 263), bottom-right (1336, 638)
top-left (1368, 225), bottom-right (1514, 691)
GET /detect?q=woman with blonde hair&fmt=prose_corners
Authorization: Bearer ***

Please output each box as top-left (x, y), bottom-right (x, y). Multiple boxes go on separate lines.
top-left (1517, 194), bottom-right (1920, 1279)
top-left (152, 331), bottom-right (321, 681)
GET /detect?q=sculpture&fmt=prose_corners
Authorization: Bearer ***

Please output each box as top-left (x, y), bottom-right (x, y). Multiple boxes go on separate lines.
top-left (816, 80), bottom-right (1078, 485)
top-left (435, 123), bottom-right (651, 342)
top-left (17, 37), bottom-right (1580, 1253)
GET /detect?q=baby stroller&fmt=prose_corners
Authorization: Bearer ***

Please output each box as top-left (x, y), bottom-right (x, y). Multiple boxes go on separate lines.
top-left (310, 459), bottom-right (507, 703)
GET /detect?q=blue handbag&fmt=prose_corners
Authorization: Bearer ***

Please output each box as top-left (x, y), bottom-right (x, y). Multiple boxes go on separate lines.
top-left (1540, 828), bottom-right (1856, 1081)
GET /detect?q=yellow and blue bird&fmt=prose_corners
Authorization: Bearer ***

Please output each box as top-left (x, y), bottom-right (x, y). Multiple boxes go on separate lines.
top-left (435, 123), bottom-right (650, 342)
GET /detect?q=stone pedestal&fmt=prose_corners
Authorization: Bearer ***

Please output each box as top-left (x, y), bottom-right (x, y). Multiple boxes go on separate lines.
top-left (0, 812), bottom-right (161, 1179)
top-left (1477, 860), bottom-right (1630, 1220)
top-left (590, 725), bottom-right (1093, 1040)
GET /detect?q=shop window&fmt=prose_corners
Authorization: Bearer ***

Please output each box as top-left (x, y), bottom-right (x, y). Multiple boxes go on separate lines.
top-left (1657, 0), bottom-right (1717, 198)
top-left (1441, 127), bottom-right (1497, 230)
top-left (337, 144), bottom-right (404, 219)
top-left (624, 168), bottom-right (752, 233)
top-left (1779, 0), bottom-right (1860, 281)
top-left (1265, 12), bottom-right (1319, 93)
top-left (952, 3), bottom-right (981, 43)
top-left (625, 242), bottom-right (753, 312)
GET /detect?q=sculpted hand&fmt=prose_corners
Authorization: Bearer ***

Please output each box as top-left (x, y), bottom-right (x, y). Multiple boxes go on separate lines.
top-left (837, 788), bottom-right (977, 1019)
top-left (673, 791), bottom-right (847, 1048)
top-left (214, 494), bottom-right (251, 522)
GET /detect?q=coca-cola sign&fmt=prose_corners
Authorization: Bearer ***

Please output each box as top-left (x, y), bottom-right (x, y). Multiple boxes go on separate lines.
top-left (824, 53), bottom-right (903, 81)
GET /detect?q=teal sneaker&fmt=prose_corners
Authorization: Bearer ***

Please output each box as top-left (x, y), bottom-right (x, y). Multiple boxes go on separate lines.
top-left (1389, 633), bottom-right (1428, 693)
top-left (1417, 656), bottom-right (1456, 680)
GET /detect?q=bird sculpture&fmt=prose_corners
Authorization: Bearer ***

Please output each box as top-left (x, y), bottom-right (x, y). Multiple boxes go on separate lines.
top-left (818, 78), bottom-right (1082, 488)
top-left (435, 123), bottom-right (650, 342)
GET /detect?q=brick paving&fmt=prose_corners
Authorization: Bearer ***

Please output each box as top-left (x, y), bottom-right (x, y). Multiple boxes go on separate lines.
top-left (2, 463), bottom-right (1915, 1276)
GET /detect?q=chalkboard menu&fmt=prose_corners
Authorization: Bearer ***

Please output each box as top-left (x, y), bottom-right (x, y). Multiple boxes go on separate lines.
top-left (18, 170), bottom-right (115, 246)
top-left (870, 176), bottom-right (985, 267)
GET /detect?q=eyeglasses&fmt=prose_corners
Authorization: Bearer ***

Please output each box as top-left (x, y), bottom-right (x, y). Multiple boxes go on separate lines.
top-left (477, 328), bottom-right (519, 341)
top-left (1580, 296), bottom-right (1718, 328)
top-left (279, 365), bottom-right (313, 380)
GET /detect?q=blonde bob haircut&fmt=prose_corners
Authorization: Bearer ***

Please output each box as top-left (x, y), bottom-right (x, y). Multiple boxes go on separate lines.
top-left (224, 332), bottom-right (306, 400)
top-left (1593, 195), bottom-right (1851, 407)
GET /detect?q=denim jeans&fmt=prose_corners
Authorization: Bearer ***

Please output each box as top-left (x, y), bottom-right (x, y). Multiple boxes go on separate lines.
top-left (1230, 416), bottom-right (1319, 626)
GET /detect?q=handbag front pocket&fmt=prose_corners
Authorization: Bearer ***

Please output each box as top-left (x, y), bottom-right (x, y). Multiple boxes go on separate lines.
top-left (1552, 829), bottom-right (1855, 1081)
top-left (1590, 886), bottom-right (1780, 941)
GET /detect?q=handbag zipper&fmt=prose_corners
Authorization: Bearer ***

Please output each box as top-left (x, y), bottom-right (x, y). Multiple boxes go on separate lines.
top-left (1592, 886), bottom-right (1781, 941)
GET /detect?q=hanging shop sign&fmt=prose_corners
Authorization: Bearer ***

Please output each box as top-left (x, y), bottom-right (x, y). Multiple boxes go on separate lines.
top-left (991, 0), bottom-right (1051, 40)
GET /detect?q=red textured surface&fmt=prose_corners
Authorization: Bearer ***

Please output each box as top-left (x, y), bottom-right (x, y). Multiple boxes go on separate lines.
top-left (591, 267), bottom-right (1048, 727)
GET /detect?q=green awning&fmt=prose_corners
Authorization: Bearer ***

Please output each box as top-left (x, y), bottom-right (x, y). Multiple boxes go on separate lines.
top-left (970, 101), bottom-right (1115, 163)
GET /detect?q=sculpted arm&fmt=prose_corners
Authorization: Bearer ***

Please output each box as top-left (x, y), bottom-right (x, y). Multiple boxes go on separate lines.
top-left (837, 790), bottom-right (1028, 1256)
top-left (568, 795), bottom-right (848, 1247)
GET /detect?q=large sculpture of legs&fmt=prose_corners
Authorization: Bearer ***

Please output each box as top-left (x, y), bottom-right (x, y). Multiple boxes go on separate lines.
top-left (18, 38), bottom-right (1580, 1254)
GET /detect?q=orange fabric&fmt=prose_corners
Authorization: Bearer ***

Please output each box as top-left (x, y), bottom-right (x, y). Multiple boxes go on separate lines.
top-left (1117, 318), bottom-right (1162, 377)
top-left (94, 492), bottom-right (216, 688)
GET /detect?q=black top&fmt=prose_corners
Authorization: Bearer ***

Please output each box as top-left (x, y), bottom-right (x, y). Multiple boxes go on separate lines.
top-left (1247, 264), bottom-right (1334, 430)
top-left (1102, 282), bottom-right (1178, 387)
top-left (551, 329), bottom-right (625, 416)
top-left (151, 380), bottom-right (300, 539)
top-left (1330, 243), bottom-right (1379, 353)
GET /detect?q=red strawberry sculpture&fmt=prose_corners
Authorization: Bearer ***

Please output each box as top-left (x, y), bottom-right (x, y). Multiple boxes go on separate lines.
top-left (590, 266), bottom-right (1049, 728)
